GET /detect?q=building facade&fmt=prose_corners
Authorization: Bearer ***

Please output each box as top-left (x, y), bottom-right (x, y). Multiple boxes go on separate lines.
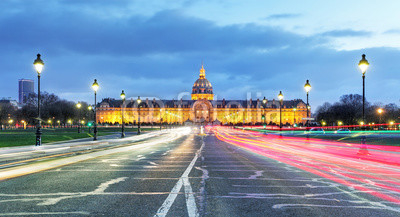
top-left (97, 65), bottom-right (309, 125)
top-left (18, 79), bottom-right (34, 104)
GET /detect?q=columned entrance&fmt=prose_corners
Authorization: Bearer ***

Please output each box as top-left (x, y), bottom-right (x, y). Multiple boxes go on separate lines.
top-left (192, 100), bottom-right (213, 123)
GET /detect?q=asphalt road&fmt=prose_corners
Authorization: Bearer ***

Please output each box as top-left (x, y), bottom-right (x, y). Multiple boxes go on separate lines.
top-left (0, 127), bottom-right (399, 216)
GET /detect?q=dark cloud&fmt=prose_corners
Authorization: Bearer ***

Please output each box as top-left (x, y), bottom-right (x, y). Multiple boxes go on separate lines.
top-left (0, 7), bottom-right (315, 57)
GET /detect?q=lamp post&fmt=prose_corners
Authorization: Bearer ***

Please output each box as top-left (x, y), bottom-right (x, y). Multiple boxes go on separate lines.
top-left (278, 91), bottom-right (283, 131)
top-left (159, 109), bottom-right (162, 130)
top-left (87, 106), bottom-right (93, 133)
top-left (304, 80), bottom-right (311, 128)
top-left (120, 90), bottom-right (126, 138)
top-left (358, 54), bottom-right (369, 125)
top-left (377, 108), bottom-right (383, 129)
top-left (76, 102), bottom-right (82, 133)
top-left (358, 54), bottom-right (369, 143)
top-left (262, 97), bottom-right (267, 127)
top-left (137, 96), bottom-right (141, 135)
top-left (92, 79), bottom-right (99, 141)
top-left (293, 107), bottom-right (297, 127)
top-left (33, 54), bottom-right (44, 146)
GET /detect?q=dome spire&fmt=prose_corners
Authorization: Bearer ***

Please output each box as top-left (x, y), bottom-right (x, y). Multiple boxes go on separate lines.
top-left (199, 63), bottom-right (206, 79)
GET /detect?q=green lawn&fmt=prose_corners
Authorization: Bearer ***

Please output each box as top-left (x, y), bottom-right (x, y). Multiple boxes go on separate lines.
top-left (0, 127), bottom-right (158, 148)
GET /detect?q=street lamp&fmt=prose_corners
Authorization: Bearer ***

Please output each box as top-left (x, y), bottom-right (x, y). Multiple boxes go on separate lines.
top-left (293, 107), bottom-right (297, 127)
top-left (159, 109), bottom-right (162, 131)
top-left (92, 79), bottom-right (99, 140)
top-left (377, 108), bottom-right (383, 127)
top-left (120, 90), bottom-right (126, 138)
top-left (262, 96), bottom-right (267, 127)
top-left (33, 54), bottom-right (44, 146)
top-left (76, 102), bottom-right (82, 133)
top-left (304, 80), bottom-right (311, 128)
top-left (278, 91), bottom-right (283, 131)
top-left (358, 54), bottom-right (369, 125)
top-left (137, 96), bottom-right (142, 135)
top-left (358, 54), bottom-right (369, 142)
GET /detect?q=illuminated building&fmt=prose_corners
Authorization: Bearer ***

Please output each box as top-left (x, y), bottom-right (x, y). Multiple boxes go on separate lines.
top-left (97, 65), bottom-right (309, 125)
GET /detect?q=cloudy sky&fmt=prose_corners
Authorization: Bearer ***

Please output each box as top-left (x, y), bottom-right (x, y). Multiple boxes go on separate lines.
top-left (1, 0), bottom-right (400, 109)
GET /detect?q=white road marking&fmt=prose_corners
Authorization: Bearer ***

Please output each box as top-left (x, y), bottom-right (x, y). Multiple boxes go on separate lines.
top-left (248, 170), bottom-right (263, 179)
top-left (154, 138), bottom-right (204, 217)
top-left (37, 177), bottom-right (128, 206)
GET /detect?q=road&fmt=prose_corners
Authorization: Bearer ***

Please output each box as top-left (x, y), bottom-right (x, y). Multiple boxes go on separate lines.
top-left (0, 126), bottom-right (399, 216)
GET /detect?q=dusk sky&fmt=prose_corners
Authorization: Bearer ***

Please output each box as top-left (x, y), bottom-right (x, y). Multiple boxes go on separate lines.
top-left (1, 0), bottom-right (400, 109)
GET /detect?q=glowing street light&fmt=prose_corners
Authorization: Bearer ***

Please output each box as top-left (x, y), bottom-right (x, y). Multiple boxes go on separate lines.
top-left (137, 96), bottom-right (142, 135)
top-left (262, 96), bottom-right (267, 127)
top-left (33, 54), bottom-right (44, 146)
top-left (338, 121), bottom-right (343, 126)
top-left (377, 108), bottom-right (384, 126)
top-left (293, 107), bottom-right (297, 127)
top-left (120, 90), bottom-right (126, 138)
top-left (92, 79), bottom-right (99, 140)
top-left (76, 102), bottom-right (82, 133)
top-left (159, 108), bottom-right (162, 131)
top-left (278, 91), bottom-right (283, 131)
top-left (358, 54), bottom-right (369, 127)
top-left (304, 80), bottom-right (311, 128)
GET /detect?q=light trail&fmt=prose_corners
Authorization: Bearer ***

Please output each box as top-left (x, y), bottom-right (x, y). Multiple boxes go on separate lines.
top-left (211, 126), bottom-right (400, 205)
top-left (0, 127), bottom-right (192, 181)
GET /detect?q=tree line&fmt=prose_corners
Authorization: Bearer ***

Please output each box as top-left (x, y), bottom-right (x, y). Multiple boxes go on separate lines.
top-left (315, 94), bottom-right (399, 125)
top-left (0, 92), bottom-right (93, 128)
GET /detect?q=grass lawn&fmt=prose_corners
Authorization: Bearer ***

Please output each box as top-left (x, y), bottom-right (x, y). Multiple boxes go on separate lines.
top-left (0, 127), bottom-right (158, 148)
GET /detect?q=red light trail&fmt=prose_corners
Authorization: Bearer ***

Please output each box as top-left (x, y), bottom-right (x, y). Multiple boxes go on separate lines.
top-left (211, 126), bottom-right (400, 205)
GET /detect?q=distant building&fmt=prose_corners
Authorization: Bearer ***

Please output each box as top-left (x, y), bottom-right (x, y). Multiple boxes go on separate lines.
top-left (0, 97), bottom-right (20, 109)
top-left (18, 79), bottom-right (34, 104)
top-left (97, 65), bottom-right (309, 125)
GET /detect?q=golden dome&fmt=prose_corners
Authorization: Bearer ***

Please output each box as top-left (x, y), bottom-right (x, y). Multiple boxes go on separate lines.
top-left (191, 64), bottom-right (214, 100)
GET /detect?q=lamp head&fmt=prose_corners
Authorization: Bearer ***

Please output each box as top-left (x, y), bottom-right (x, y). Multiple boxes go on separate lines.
top-left (137, 96), bottom-right (141, 104)
top-left (76, 102), bottom-right (82, 109)
top-left (358, 54), bottom-right (369, 75)
top-left (120, 90), bottom-right (126, 100)
top-left (278, 91), bottom-right (283, 101)
top-left (92, 79), bottom-right (99, 92)
top-left (304, 79), bottom-right (311, 93)
top-left (262, 96), bottom-right (267, 105)
top-left (33, 54), bottom-right (44, 74)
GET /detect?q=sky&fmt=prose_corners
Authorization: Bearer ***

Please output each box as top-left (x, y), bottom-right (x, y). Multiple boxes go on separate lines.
top-left (1, 0), bottom-right (400, 109)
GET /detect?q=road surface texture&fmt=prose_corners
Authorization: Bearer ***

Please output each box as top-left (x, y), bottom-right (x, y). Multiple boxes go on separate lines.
top-left (0, 126), bottom-right (399, 216)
